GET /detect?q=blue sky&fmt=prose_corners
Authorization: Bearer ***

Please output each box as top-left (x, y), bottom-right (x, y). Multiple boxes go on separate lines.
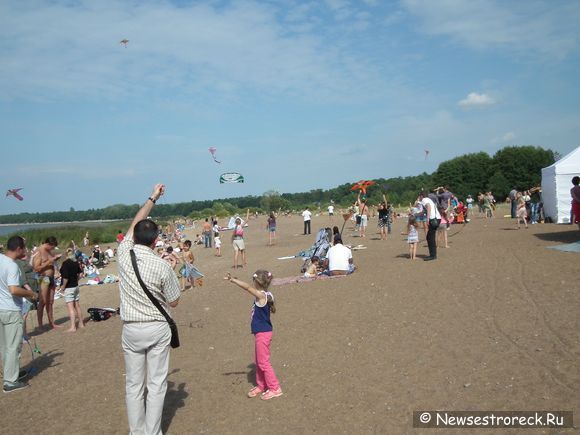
top-left (1, 0), bottom-right (579, 214)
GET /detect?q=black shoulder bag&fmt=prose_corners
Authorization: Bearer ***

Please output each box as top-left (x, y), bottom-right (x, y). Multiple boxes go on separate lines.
top-left (129, 249), bottom-right (180, 349)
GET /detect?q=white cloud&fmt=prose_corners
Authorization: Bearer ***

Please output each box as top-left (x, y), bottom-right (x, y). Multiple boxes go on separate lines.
top-left (458, 92), bottom-right (495, 108)
top-left (4, 164), bottom-right (143, 179)
top-left (0, 1), bottom-right (385, 102)
top-left (502, 131), bottom-right (516, 141)
top-left (402, 0), bottom-right (580, 60)
top-left (384, 10), bottom-right (405, 26)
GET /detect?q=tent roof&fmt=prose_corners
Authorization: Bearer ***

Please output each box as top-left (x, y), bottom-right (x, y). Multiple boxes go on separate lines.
top-left (542, 146), bottom-right (580, 175)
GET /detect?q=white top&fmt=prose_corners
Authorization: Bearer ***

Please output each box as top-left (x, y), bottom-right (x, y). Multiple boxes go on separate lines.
top-left (0, 254), bottom-right (23, 312)
top-left (420, 197), bottom-right (441, 220)
top-left (118, 239), bottom-right (181, 322)
top-left (328, 205), bottom-right (334, 214)
top-left (105, 248), bottom-right (114, 258)
top-left (327, 244), bottom-right (352, 272)
top-left (302, 210), bottom-right (312, 221)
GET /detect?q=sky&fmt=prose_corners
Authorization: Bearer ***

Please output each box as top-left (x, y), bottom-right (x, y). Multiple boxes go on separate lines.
top-left (1, 0), bottom-right (579, 214)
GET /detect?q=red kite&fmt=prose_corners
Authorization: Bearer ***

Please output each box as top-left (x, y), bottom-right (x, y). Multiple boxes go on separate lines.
top-left (208, 147), bottom-right (221, 164)
top-left (6, 188), bottom-right (24, 201)
top-left (350, 180), bottom-right (376, 195)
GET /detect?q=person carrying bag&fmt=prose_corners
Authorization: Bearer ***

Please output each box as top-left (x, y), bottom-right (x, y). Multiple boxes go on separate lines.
top-left (130, 249), bottom-right (180, 348)
top-left (117, 184), bottom-right (181, 435)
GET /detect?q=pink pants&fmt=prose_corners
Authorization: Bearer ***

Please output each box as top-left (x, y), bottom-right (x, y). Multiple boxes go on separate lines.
top-left (254, 331), bottom-right (280, 391)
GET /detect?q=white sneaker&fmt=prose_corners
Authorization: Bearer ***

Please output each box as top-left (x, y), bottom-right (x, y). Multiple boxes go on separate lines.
top-left (54, 291), bottom-right (63, 300)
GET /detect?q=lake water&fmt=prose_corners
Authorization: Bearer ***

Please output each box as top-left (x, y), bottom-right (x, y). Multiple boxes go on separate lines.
top-left (0, 221), bottom-right (113, 237)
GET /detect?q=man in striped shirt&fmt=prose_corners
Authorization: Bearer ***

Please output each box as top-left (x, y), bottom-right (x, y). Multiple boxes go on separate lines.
top-left (118, 184), bottom-right (181, 435)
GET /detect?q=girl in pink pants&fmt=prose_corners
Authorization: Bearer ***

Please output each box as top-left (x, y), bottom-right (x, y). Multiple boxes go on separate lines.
top-left (225, 269), bottom-right (282, 400)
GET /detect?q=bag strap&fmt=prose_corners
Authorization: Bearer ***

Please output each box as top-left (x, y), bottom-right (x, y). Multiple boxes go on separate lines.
top-left (129, 249), bottom-right (173, 325)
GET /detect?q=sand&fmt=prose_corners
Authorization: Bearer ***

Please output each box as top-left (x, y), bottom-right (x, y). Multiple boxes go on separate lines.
top-left (1, 209), bottom-right (578, 434)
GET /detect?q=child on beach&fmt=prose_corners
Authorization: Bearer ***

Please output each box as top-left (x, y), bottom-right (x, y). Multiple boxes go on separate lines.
top-left (515, 192), bottom-right (528, 229)
top-left (214, 236), bottom-right (222, 257)
top-left (407, 215), bottom-right (419, 260)
top-left (180, 240), bottom-right (196, 290)
top-left (304, 256), bottom-right (319, 278)
top-left (437, 214), bottom-right (450, 249)
top-left (225, 270), bottom-right (282, 400)
top-left (266, 213), bottom-right (277, 246)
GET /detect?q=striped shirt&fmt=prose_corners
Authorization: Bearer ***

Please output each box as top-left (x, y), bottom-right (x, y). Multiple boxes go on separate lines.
top-left (118, 238), bottom-right (181, 322)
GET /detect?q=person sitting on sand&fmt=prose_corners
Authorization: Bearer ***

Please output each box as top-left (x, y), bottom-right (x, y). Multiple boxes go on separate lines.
top-left (304, 256), bottom-right (320, 278)
top-left (160, 246), bottom-right (179, 270)
top-left (325, 237), bottom-right (355, 276)
top-left (332, 226), bottom-right (340, 239)
top-left (105, 246), bottom-right (115, 260)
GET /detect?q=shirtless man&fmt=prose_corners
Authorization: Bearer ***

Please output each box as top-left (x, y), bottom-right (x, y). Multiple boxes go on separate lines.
top-left (33, 236), bottom-right (62, 329)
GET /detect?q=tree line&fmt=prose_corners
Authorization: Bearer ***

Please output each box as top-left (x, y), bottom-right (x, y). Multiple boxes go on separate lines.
top-left (0, 145), bottom-right (555, 223)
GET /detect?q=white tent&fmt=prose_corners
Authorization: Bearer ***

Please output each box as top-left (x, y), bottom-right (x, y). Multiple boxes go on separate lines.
top-left (541, 146), bottom-right (580, 223)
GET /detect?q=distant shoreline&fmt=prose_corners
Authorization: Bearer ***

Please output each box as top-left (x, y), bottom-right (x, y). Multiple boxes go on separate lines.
top-left (0, 219), bottom-right (125, 227)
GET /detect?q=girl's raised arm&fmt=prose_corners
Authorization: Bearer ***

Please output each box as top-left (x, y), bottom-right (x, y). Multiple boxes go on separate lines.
top-left (225, 273), bottom-right (267, 302)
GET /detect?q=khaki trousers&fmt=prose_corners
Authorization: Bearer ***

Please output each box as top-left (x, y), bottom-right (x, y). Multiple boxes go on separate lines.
top-left (122, 321), bottom-right (171, 435)
top-left (0, 310), bottom-right (24, 385)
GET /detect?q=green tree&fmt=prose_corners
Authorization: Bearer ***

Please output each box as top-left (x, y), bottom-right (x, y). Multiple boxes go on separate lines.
top-left (491, 146), bottom-right (554, 191)
top-left (433, 152), bottom-right (493, 198)
top-left (487, 170), bottom-right (511, 199)
top-left (260, 190), bottom-right (290, 212)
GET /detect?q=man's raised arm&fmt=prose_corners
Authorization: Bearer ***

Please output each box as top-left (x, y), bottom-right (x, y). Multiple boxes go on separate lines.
top-left (125, 184), bottom-right (165, 240)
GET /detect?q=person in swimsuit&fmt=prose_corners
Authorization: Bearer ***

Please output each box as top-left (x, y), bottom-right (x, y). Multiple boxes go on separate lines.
top-left (32, 236), bottom-right (62, 329)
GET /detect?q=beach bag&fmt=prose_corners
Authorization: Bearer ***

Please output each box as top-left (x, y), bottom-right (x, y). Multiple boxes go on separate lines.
top-left (88, 307), bottom-right (117, 321)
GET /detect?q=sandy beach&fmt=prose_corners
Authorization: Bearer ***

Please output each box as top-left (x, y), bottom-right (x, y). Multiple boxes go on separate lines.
top-left (1, 210), bottom-right (578, 434)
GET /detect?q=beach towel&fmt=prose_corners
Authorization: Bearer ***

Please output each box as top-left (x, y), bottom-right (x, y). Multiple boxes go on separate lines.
top-left (272, 274), bottom-right (350, 286)
top-left (547, 241), bottom-right (580, 254)
top-left (103, 274), bottom-right (119, 284)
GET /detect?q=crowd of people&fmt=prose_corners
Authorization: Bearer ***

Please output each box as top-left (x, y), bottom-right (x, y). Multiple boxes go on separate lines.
top-left (1, 177), bottom-right (579, 434)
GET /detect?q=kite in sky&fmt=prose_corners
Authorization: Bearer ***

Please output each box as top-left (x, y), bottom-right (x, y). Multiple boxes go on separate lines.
top-left (208, 147), bottom-right (221, 164)
top-left (120, 39), bottom-right (129, 47)
top-left (350, 180), bottom-right (376, 195)
top-left (6, 188), bottom-right (24, 201)
top-left (220, 173), bottom-right (244, 184)
top-left (424, 149), bottom-right (430, 160)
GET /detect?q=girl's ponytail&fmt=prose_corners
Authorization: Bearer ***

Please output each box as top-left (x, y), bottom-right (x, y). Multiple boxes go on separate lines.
top-left (254, 270), bottom-right (276, 314)
top-left (266, 292), bottom-right (276, 314)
